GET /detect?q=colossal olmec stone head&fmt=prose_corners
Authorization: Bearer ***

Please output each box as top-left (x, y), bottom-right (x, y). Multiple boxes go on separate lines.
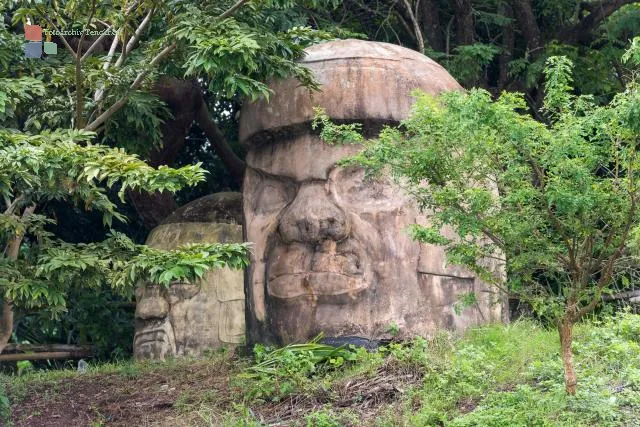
top-left (240, 39), bottom-right (504, 345)
top-left (134, 193), bottom-right (245, 360)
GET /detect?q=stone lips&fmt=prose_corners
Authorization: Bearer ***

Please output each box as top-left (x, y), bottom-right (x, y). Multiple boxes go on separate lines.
top-left (239, 39), bottom-right (463, 145)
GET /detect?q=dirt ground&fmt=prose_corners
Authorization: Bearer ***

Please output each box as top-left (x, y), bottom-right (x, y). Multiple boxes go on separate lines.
top-left (7, 358), bottom-right (236, 426)
top-left (6, 355), bottom-right (418, 426)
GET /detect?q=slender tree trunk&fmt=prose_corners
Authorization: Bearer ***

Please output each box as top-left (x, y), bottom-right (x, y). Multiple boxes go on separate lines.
top-left (497, 4), bottom-right (515, 92)
top-left (512, 0), bottom-right (542, 52)
top-left (558, 320), bottom-right (577, 395)
top-left (0, 205), bottom-right (36, 354)
top-left (0, 300), bottom-right (13, 355)
top-left (419, 0), bottom-right (445, 52)
top-left (75, 60), bottom-right (85, 129)
top-left (453, 0), bottom-right (474, 45)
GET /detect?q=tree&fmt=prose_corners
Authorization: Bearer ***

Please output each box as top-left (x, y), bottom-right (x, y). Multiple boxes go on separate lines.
top-left (326, 0), bottom-right (640, 113)
top-left (0, 2), bottom-right (256, 355)
top-left (6, 0), bottom-right (336, 228)
top-left (314, 40), bottom-right (640, 395)
top-left (0, 110), bottom-right (251, 355)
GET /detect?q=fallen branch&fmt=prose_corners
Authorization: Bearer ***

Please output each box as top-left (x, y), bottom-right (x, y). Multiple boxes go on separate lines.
top-left (0, 350), bottom-right (93, 362)
top-left (3, 344), bottom-right (94, 354)
top-left (602, 289), bottom-right (640, 301)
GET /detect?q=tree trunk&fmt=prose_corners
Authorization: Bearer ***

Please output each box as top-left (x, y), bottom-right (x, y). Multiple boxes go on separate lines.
top-left (0, 300), bottom-right (13, 355)
top-left (0, 205), bottom-right (36, 354)
top-left (453, 0), bottom-right (474, 45)
top-left (558, 320), bottom-right (577, 395)
top-left (497, 4), bottom-right (515, 92)
top-left (419, 0), bottom-right (445, 51)
top-left (512, 0), bottom-right (542, 52)
top-left (196, 102), bottom-right (245, 184)
top-left (127, 78), bottom-right (245, 229)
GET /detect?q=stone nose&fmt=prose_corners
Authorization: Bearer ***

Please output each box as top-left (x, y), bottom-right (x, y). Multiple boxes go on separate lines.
top-left (278, 183), bottom-right (348, 244)
top-left (135, 294), bottom-right (169, 320)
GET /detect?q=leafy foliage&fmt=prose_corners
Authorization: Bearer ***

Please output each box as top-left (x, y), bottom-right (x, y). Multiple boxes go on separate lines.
top-left (0, 129), bottom-right (206, 225)
top-left (324, 0), bottom-right (640, 107)
top-left (315, 41), bottom-right (640, 394)
top-left (0, 78), bottom-right (46, 124)
top-left (2, 227), bottom-right (250, 318)
top-left (323, 45), bottom-right (640, 324)
top-left (0, 2), bottom-right (255, 352)
top-left (240, 334), bottom-right (357, 402)
top-left (170, 4), bottom-right (333, 100)
top-left (448, 43), bottom-right (502, 87)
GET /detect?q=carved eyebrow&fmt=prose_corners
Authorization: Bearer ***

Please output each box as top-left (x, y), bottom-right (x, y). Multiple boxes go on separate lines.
top-left (248, 166), bottom-right (330, 187)
top-left (247, 166), bottom-right (297, 186)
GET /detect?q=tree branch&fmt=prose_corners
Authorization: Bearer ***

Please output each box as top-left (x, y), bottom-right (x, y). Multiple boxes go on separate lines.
top-left (3, 195), bottom-right (24, 216)
top-left (196, 101), bottom-right (246, 184)
top-left (76, 0), bottom-right (96, 58)
top-left (401, 0), bottom-right (425, 52)
top-left (40, 10), bottom-right (77, 60)
top-left (81, 25), bottom-right (114, 62)
top-left (103, 31), bottom-right (120, 70)
top-left (574, 195), bottom-right (636, 320)
top-left (114, 8), bottom-right (155, 68)
top-left (557, 0), bottom-right (637, 45)
top-left (94, 1), bottom-right (142, 102)
top-left (88, 0), bottom-right (249, 132)
top-left (84, 43), bottom-right (176, 132)
top-left (219, 0), bottom-right (250, 20)
top-left (74, 0), bottom-right (97, 129)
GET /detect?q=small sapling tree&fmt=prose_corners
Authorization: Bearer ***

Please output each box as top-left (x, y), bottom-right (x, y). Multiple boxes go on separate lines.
top-left (314, 41), bottom-right (640, 395)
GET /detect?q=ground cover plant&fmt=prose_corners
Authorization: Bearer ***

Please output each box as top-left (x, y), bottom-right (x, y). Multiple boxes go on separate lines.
top-left (3, 311), bottom-right (640, 426)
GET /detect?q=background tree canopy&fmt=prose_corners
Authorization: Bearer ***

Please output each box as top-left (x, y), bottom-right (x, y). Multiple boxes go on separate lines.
top-left (326, 0), bottom-right (640, 108)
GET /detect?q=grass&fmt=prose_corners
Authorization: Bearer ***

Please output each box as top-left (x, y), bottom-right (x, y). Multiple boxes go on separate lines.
top-left (3, 312), bottom-right (640, 426)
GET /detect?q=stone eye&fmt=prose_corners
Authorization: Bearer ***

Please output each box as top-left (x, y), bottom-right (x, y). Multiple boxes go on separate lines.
top-left (255, 183), bottom-right (292, 214)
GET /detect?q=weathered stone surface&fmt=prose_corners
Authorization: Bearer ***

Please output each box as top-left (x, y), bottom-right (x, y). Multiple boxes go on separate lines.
top-left (161, 192), bottom-right (242, 225)
top-left (239, 39), bottom-right (462, 145)
top-left (134, 193), bottom-right (245, 361)
top-left (241, 39), bottom-right (504, 345)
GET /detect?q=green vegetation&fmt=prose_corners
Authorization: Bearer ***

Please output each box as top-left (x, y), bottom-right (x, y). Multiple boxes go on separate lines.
top-left (314, 41), bottom-right (640, 395)
top-left (2, 0), bottom-right (640, 423)
top-left (240, 335), bottom-right (357, 402)
top-left (3, 312), bottom-right (640, 425)
top-left (2, 0), bottom-right (639, 363)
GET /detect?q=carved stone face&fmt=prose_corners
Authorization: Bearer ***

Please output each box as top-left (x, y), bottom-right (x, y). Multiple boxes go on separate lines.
top-left (133, 194), bottom-right (245, 360)
top-left (243, 134), bottom-right (503, 344)
top-left (240, 39), bottom-right (504, 345)
top-left (134, 270), bottom-right (245, 360)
